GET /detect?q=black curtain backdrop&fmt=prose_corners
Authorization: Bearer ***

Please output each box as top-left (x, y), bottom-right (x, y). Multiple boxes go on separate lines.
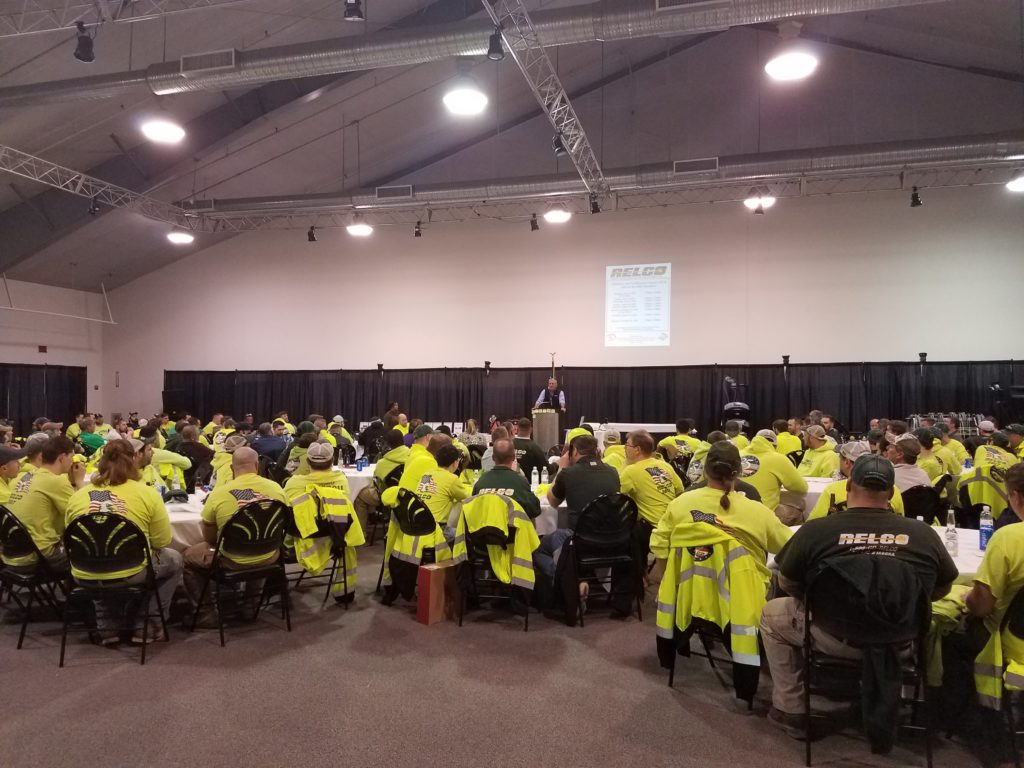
top-left (164, 361), bottom-right (1023, 436)
top-left (0, 363), bottom-right (87, 436)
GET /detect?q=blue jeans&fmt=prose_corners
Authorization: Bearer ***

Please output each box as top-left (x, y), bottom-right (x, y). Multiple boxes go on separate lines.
top-left (532, 528), bottom-right (572, 581)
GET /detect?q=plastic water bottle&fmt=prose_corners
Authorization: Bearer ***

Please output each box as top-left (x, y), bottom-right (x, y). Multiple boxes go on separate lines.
top-left (541, 467), bottom-right (549, 485)
top-left (979, 505), bottom-right (993, 551)
top-left (944, 508), bottom-right (958, 557)
top-left (530, 467), bottom-right (539, 489)
top-left (964, 457), bottom-right (973, 470)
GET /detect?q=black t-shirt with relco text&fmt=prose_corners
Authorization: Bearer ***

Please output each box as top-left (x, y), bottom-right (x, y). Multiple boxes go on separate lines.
top-left (776, 507), bottom-right (959, 597)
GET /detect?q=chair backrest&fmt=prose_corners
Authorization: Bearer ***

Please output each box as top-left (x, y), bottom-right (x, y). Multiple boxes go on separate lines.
top-left (901, 485), bottom-right (942, 525)
top-left (933, 473), bottom-right (952, 498)
top-left (573, 493), bottom-right (638, 553)
top-left (1003, 586), bottom-right (1024, 638)
top-left (466, 444), bottom-right (486, 470)
top-left (338, 443), bottom-right (357, 466)
top-left (0, 505), bottom-right (49, 564)
top-left (391, 488), bottom-right (439, 536)
top-left (64, 512), bottom-right (150, 579)
top-left (786, 449), bottom-right (805, 469)
top-left (384, 464), bottom-right (404, 488)
top-left (217, 499), bottom-right (290, 560)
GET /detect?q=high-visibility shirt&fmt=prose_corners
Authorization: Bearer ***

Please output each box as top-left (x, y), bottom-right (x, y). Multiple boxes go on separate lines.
top-left (289, 483), bottom-right (364, 597)
top-left (452, 438), bottom-right (470, 458)
top-left (959, 465), bottom-right (1009, 518)
top-left (1, 468), bottom-right (74, 566)
top-left (202, 421), bottom-right (220, 439)
top-left (65, 479), bottom-right (171, 579)
top-left (933, 443), bottom-right (960, 477)
top-left (319, 430), bottom-right (337, 448)
top-left (284, 468), bottom-right (351, 503)
top-left (651, 486), bottom-right (793, 580)
top-left (451, 493), bottom-right (540, 590)
top-left (656, 522), bottom-right (766, 693)
top-left (739, 436), bottom-right (808, 511)
top-left (807, 479), bottom-right (905, 520)
top-left (797, 443), bottom-right (839, 478)
top-left (66, 422), bottom-right (82, 440)
top-left (603, 444), bottom-right (626, 471)
top-left (918, 453), bottom-right (944, 481)
top-left (776, 432), bottom-right (803, 459)
top-left (133, 428), bottom-right (166, 449)
top-left (398, 444), bottom-right (436, 491)
top-left (974, 444), bottom-right (1020, 473)
top-left (656, 434), bottom-right (702, 458)
top-left (152, 447), bottom-right (191, 491)
top-left (685, 441), bottom-right (714, 485)
top-left (94, 422), bottom-right (113, 435)
top-left (210, 451), bottom-right (233, 487)
top-left (730, 434), bottom-right (750, 450)
top-left (395, 423), bottom-right (409, 436)
top-left (618, 456), bottom-right (683, 525)
top-left (0, 475), bottom-right (13, 505)
top-left (375, 446), bottom-right (409, 483)
top-left (946, 437), bottom-right (970, 466)
top-left (411, 467), bottom-right (471, 524)
top-left (973, 523), bottom-right (1024, 708)
top-left (201, 473), bottom-right (289, 565)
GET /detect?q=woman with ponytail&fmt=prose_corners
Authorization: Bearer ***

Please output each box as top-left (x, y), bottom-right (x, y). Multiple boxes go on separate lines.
top-left (650, 441), bottom-right (793, 581)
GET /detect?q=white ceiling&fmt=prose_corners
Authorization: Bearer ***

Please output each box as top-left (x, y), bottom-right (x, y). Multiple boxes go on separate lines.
top-left (0, 0), bottom-right (1021, 289)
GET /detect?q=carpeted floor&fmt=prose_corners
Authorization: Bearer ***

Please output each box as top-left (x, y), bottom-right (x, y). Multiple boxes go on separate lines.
top-left (0, 542), bottom-right (976, 768)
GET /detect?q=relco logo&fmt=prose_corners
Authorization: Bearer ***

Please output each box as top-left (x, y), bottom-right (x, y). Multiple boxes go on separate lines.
top-left (837, 532), bottom-right (910, 546)
top-left (610, 266), bottom-right (668, 278)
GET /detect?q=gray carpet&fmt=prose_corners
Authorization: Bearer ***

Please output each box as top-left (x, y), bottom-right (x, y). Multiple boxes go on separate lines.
top-left (0, 543), bottom-right (974, 768)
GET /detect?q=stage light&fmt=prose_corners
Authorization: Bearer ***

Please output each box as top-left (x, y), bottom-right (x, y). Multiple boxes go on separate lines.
top-left (910, 186), bottom-right (923, 207)
top-left (919, 352), bottom-right (927, 364)
top-left (487, 26), bottom-right (505, 62)
top-left (764, 21), bottom-right (817, 82)
top-left (73, 21), bottom-right (95, 63)
top-left (87, 196), bottom-right (101, 215)
top-left (552, 132), bottom-right (568, 157)
top-left (307, 226), bottom-right (317, 242)
top-left (443, 74), bottom-right (488, 116)
top-left (589, 193), bottom-right (601, 215)
top-left (743, 193), bottom-right (776, 212)
top-left (347, 213), bottom-right (373, 237)
top-left (543, 205), bottom-right (572, 224)
top-left (414, 221), bottom-right (422, 238)
top-left (529, 213), bottom-right (539, 232)
top-left (140, 118), bottom-right (186, 145)
top-left (782, 355), bottom-right (790, 365)
top-left (343, 0), bottom-right (364, 22)
top-left (167, 230), bottom-right (195, 245)
top-left (1006, 173), bottom-right (1024, 193)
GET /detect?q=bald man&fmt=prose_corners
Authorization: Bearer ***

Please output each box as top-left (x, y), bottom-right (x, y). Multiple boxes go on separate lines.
top-left (183, 446), bottom-right (290, 606)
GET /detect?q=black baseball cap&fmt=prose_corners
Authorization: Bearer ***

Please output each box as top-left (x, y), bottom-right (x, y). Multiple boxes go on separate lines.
top-left (850, 454), bottom-right (895, 491)
top-left (0, 445), bottom-right (25, 464)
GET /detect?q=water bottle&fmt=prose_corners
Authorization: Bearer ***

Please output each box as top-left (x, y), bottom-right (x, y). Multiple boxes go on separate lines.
top-left (964, 457), bottom-right (973, 470)
top-left (541, 467), bottom-right (549, 485)
top-left (944, 508), bottom-right (958, 557)
top-left (530, 467), bottom-right (539, 489)
top-left (979, 505), bottom-right (993, 551)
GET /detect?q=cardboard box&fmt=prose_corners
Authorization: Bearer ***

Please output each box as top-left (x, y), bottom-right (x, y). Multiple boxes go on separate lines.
top-left (416, 560), bottom-right (458, 625)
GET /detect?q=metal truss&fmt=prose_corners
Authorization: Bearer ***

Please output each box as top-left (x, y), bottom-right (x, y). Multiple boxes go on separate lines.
top-left (479, 0), bottom-right (608, 198)
top-left (0, 0), bottom-right (257, 38)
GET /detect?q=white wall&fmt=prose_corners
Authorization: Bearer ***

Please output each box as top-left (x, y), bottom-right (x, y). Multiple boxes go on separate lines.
top-left (102, 183), bottom-right (1024, 415)
top-left (0, 278), bottom-right (106, 412)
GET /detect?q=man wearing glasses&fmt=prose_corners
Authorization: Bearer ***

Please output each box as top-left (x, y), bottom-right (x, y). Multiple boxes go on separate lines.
top-left (619, 430), bottom-right (683, 558)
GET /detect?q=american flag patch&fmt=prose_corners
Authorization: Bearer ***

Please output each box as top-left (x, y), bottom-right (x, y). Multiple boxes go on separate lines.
top-left (88, 489), bottom-right (127, 516)
top-left (690, 510), bottom-right (719, 525)
top-left (230, 488), bottom-right (269, 505)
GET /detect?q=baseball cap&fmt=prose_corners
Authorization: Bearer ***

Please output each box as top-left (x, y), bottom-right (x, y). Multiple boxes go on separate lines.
top-left (934, 422), bottom-right (950, 435)
top-left (839, 441), bottom-right (870, 461)
top-left (331, 415), bottom-right (345, 425)
top-left (412, 424), bottom-right (435, 440)
top-left (893, 439), bottom-right (921, 460)
top-left (991, 431), bottom-right (1010, 449)
top-left (127, 438), bottom-right (146, 452)
top-left (850, 454), bottom-right (895, 491)
top-left (805, 425), bottom-right (827, 441)
top-left (979, 420), bottom-right (996, 434)
top-left (223, 434), bottom-right (248, 453)
top-left (42, 421), bottom-right (63, 431)
top-left (306, 441), bottom-right (335, 463)
top-left (0, 445), bottom-right (26, 464)
top-left (1008, 424), bottom-right (1024, 437)
top-left (23, 432), bottom-right (50, 456)
top-left (755, 429), bottom-right (777, 445)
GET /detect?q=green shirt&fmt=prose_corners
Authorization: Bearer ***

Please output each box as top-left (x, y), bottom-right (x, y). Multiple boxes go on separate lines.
top-left (473, 466), bottom-right (541, 519)
top-left (80, 431), bottom-right (106, 457)
top-left (2, 467), bottom-right (74, 565)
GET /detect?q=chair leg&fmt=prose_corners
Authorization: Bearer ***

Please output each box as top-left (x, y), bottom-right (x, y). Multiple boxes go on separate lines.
top-left (152, 581), bottom-right (170, 643)
top-left (280, 569), bottom-right (292, 632)
top-left (321, 556), bottom-right (338, 609)
top-left (214, 579), bottom-right (225, 647)
top-left (1006, 691), bottom-right (1021, 768)
top-left (58, 593), bottom-right (71, 668)
top-left (341, 553), bottom-right (349, 610)
top-left (804, 645), bottom-right (813, 767)
top-left (189, 574), bottom-right (212, 632)
top-left (140, 594), bottom-right (150, 666)
top-left (668, 649), bottom-right (676, 688)
top-left (17, 587), bottom-right (35, 650)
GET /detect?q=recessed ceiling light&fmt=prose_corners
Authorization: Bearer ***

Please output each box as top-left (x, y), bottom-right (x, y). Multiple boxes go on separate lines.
top-left (443, 74), bottom-right (488, 116)
top-left (141, 118), bottom-right (186, 145)
top-left (167, 230), bottom-right (195, 244)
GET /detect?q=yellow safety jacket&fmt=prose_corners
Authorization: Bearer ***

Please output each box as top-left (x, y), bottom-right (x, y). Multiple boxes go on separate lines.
top-left (657, 434), bottom-right (701, 459)
top-left (959, 465), bottom-right (1009, 518)
top-left (656, 522), bottom-right (765, 698)
top-left (974, 623), bottom-right (1024, 710)
top-left (946, 438), bottom-right (970, 466)
top-left (776, 432), bottom-right (803, 460)
top-left (291, 484), bottom-right (365, 597)
top-left (798, 443), bottom-right (840, 478)
top-left (974, 445), bottom-right (1020, 473)
top-left (604, 444), bottom-right (626, 471)
top-left (685, 441), bottom-right (713, 484)
top-left (379, 495), bottom-right (451, 587)
top-left (450, 494), bottom-right (540, 590)
top-left (210, 451), bottom-right (232, 487)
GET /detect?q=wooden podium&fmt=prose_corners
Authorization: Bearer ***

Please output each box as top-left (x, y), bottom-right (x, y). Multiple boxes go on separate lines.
top-left (532, 408), bottom-right (560, 452)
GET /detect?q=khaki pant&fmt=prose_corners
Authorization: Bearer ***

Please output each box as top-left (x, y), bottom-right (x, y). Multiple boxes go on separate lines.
top-left (759, 597), bottom-right (862, 714)
top-left (353, 485), bottom-right (380, 533)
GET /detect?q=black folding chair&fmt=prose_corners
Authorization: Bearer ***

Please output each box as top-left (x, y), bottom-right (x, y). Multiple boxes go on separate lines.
top-left (366, 465), bottom-right (402, 547)
top-left (902, 485), bottom-right (943, 525)
top-left (454, 495), bottom-right (528, 632)
top-left (376, 488), bottom-right (439, 600)
top-left (189, 499), bottom-right (291, 646)
top-left (466, 444), bottom-right (486, 471)
top-left (61, 513), bottom-right (169, 666)
top-left (568, 493), bottom-right (642, 626)
top-left (802, 558), bottom-right (932, 766)
top-left (787, 449), bottom-right (806, 469)
top-left (0, 506), bottom-right (66, 650)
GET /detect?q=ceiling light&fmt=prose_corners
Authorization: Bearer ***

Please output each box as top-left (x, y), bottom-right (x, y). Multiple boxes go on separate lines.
top-left (529, 214), bottom-right (539, 232)
top-left (73, 21), bottom-right (95, 63)
top-left (589, 193), bottom-right (601, 215)
top-left (167, 230), bottom-right (195, 245)
top-left (1006, 173), bottom-right (1024, 193)
top-left (442, 74), bottom-right (488, 116)
top-left (347, 214), bottom-right (373, 237)
top-left (414, 221), bottom-right (422, 238)
top-left (487, 27), bottom-right (505, 62)
top-left (552, 133), bottom-right (569, 157)
top-left (764, 21), bottom-right (817, 82)
top-left (543, 205), bottom-right (572, 224)
top-left (343, 0), bottom-right (364, 22)
top-left (87, 196), bottom-right (101, 215)
top-left (140, 118), bottom-right (186, 145)
top-left (307, 226), bottom-right (317, 242)
top-left (910, 186), bottom-right (923, 208)
top-left (743, 193), bottom-right (776, 211)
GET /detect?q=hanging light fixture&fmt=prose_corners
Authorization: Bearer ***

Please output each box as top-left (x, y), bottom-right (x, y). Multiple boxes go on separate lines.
top-left (307, 226), bottom-right (317, 242)
top-left (167, 230), bottom-right (195, 245)
top-left (764, 21), bottom-right (818, 82)
top-left (73, 21), bottom-right (95, 63)
top-left (552, 132), bottom-right (569, 157)
top-left (343, 0), bottom-right (364, 22)
top-left (140, 117), bottom-right (186, 145)
top-left (487, 26), bottom-right (505, 62)
top-left (347, 213), bottom-right (373, 237)
top-left (910, 186), bottom-right (923, 207)
top-left (414, 221), bottom-right (422, 237)
top-left (1006, 172), bottom-right (1024, 193)
top-left (529, 214), bottom-right (539, 232)
top-left (443, 73), bottom-right (488, 116)
top-left (543, 204), bottom-right (572, 224)
top-left (743, 190), bottom-right (776, 212)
